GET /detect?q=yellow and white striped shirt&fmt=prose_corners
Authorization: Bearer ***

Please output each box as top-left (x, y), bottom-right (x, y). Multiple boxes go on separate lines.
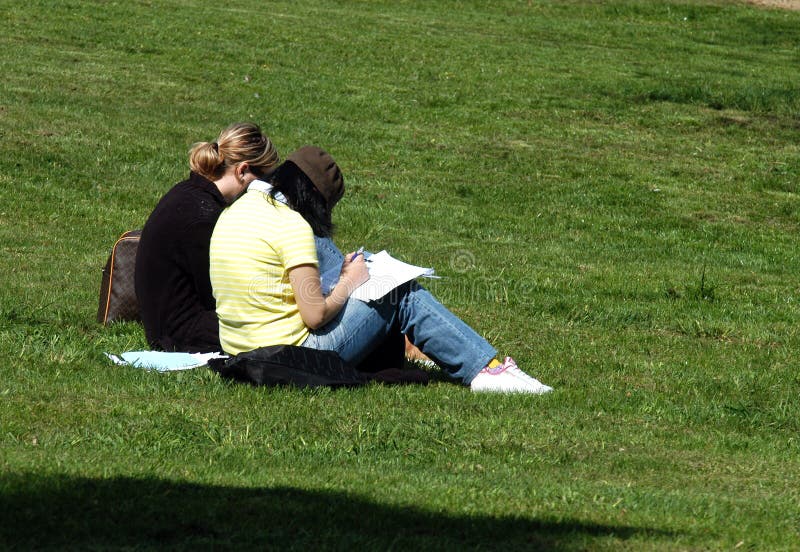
top-left (210, 189), bottom-right (318, 355)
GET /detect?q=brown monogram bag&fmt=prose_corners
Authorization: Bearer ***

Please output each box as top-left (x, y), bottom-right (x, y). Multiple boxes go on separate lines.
top-left (97, 230), bottom-right (142, 324)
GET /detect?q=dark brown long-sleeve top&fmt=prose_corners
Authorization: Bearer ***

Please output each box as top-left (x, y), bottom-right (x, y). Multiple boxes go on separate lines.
top-left (135, 172), bottom-right (225, 352)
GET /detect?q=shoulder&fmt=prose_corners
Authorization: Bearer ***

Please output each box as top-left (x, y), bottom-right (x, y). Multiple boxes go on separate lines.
top-left (213, 192), bottom-right (271, 244)
top-left (219, 191), bottom-right (304, 225)
top-left (180, 175), bottom-right (226, 212)
top-left (218, 190), bottom-right (268, 222)
top-left (169, 178), bottom-right (225, 223)
top-left (142, 178), bottom-right (224, 243)
top-left (270, 202), bottom-right (315, 250)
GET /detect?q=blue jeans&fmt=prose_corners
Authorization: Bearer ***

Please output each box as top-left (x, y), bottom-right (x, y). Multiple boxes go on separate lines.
top-left (315, 236), bottom-right (344, 296)
top-left (302, 280), bottom-right (497, 384)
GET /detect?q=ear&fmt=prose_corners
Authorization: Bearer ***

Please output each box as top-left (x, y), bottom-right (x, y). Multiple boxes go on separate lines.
top-left (237, 162), bottom-right (250, 178)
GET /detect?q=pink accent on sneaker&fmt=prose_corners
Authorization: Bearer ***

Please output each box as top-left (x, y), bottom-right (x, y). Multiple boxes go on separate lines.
top-left (482, 362), bottom-right (509, 376)
top-left (470, 357), bottom-right (553, 394)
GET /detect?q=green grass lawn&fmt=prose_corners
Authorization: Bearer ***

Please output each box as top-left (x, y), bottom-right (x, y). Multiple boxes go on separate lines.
top-left (2, 0), bottom-right (799, 549)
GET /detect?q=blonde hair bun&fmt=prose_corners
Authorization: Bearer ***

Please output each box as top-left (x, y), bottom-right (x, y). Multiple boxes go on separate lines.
top-left (189, 141), bottom-right (224, 178)
top-left (188, 123), bottom-right (279, 181)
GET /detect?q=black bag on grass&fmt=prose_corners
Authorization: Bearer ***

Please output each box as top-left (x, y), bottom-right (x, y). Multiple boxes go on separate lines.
top-left (208, 345), bottom-right (368, 389)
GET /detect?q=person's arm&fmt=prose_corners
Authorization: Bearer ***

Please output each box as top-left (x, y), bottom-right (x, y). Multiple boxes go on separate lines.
top-left (289, 253), bottom-right (369, 330)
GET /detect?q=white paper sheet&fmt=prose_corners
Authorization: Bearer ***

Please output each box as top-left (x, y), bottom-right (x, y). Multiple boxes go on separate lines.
top-left (350, 250), bottom-right (438, 302)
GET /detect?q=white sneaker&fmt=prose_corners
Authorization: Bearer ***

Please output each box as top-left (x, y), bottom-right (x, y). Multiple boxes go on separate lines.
top-left (470, 357), bottom-right (553, 394)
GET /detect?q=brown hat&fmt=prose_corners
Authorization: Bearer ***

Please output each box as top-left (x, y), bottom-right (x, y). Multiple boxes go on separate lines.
top-left (286, 146), bottom-right (344, 206)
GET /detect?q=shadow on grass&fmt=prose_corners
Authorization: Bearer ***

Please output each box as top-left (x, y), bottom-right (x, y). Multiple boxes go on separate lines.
top-left (0, 473), bottom-right (674, 550)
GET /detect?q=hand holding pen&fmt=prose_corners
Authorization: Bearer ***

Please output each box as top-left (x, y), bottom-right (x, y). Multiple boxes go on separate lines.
top-left (341, 246), bottom-right (369, 290)
top-left (350, 246), bottom-right (365, 262)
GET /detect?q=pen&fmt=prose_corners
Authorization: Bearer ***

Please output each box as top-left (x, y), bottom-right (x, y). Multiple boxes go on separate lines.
top-left (350, 246), bottom-right (364, 262)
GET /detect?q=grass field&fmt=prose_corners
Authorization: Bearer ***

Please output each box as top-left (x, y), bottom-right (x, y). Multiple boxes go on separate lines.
top-left (2, 0), bottom-right (799, 549)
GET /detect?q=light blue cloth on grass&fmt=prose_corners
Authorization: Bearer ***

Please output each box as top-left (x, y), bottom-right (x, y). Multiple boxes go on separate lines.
top-left (105, 351), bottom-right (226, 372)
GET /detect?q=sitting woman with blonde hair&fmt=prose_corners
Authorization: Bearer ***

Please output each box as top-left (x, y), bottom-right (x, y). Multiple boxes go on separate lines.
top-left (135, 122), bottom-right (279, 352)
